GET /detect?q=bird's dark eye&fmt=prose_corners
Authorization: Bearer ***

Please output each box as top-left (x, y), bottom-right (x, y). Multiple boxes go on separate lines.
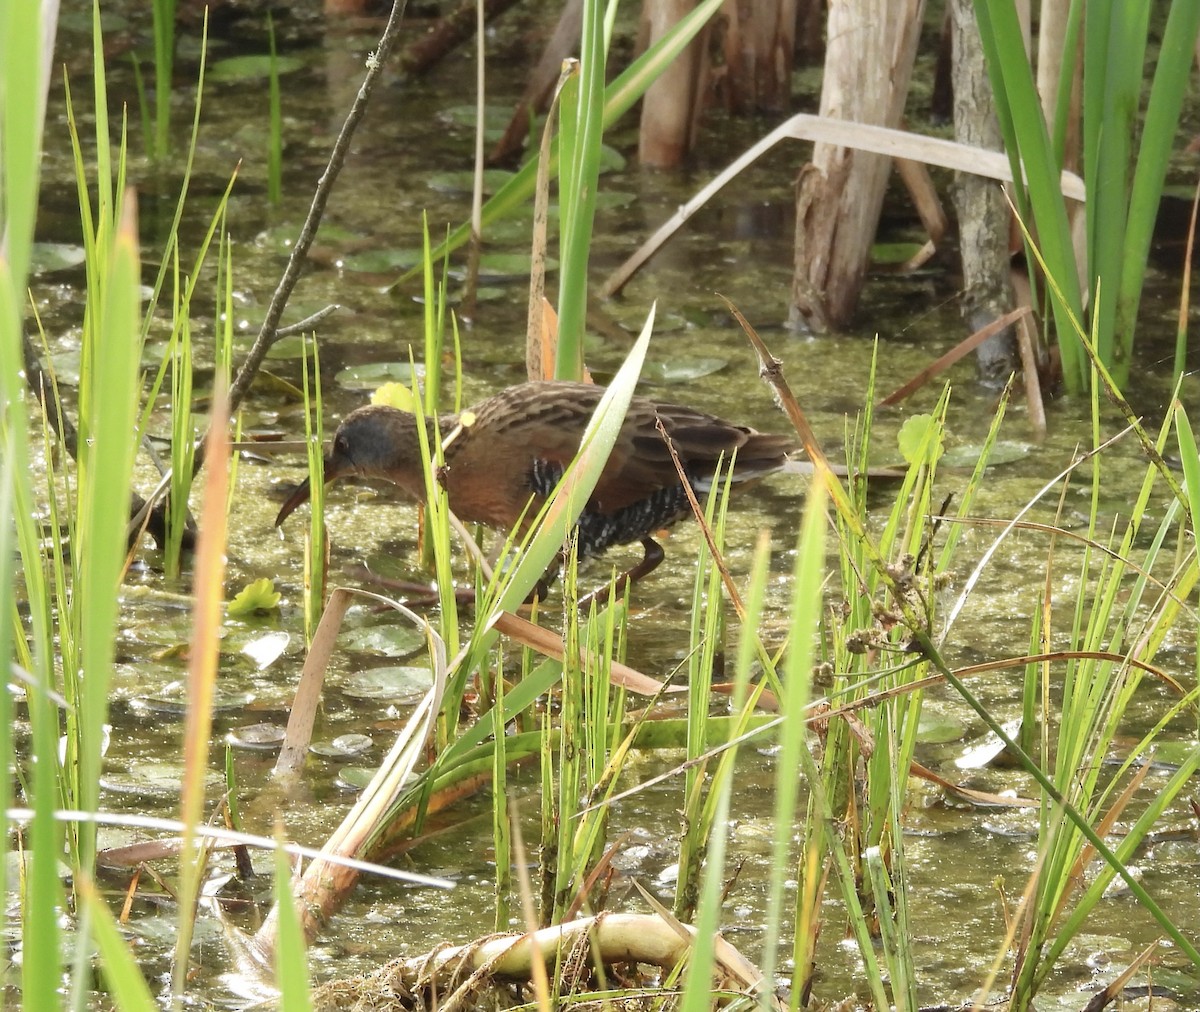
top-left (334, 434), bottom-right (351, 460)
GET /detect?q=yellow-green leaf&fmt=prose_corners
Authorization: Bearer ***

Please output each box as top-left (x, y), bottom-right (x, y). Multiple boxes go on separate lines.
top-left (371, 381), bottom-right (416, 412)
top-left (897, 414), bottom-right (944, 466)
top-left (228, 577), bottom-right (281, 617)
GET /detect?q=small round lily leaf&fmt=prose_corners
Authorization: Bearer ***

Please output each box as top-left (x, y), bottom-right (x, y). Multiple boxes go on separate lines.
top-left (643, 357), bottom-right (727, 383)
top-left (335, 361), bottom-right (424, 391)
top-left (341, 664), bottom-right (433, 700)
top-left (897, 414), bottom-right (945, 466)
top-left (426, 169), bottom-right (516, 195)
top-left (340, 624), bottom-right (426, 657)
top-left (942, 440), bottom-right (1030, 468)
top-left (31, 242), bottom-right (86, 275)
top-left (226, 723), bottom-right (286, 749)
top-left (339, 247), bottom-right (423, 274)
top-left (311, 733), bottom-right (374, 758)
top-left (208, 53), bottom-right (307, 82)
top-left (871, 242), bottom-right (926, 265)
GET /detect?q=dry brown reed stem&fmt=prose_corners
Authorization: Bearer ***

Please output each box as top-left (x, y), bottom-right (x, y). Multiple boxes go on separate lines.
top-left (173, 380), bottom-right (230, 991)
top-left (880, 305), bottom-right (1032, 405)
top-left (205, 0), bottom-right (411, 449)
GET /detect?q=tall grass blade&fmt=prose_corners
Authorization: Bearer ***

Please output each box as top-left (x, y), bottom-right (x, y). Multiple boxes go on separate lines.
top-left (139, 10), bottom-right (210, 343)
top-left (762, 480), bottom-right (825, 1001)
top-left (75, 190), bottom-right (143, 875)
top-left (79, 877), bottom-right (158, 1011)
top-left (554, 0), bottom-right (607, 378)
top-left (680, 535), bottom-right (771, 1012)
top-left (0, 0), bottom-right (51, 288)
top-left (972, 0), bottom-right (1085, 390)
top-left (274, 833), bottom-right (313, 1009)
top-left (491, 669), bottom-right (511, 929)
top-left (1082, 4), bottom-right (1146, 367)
top-left (1173, 404), bottom-right (1200, 525)
top-left (152, 0), bottom-right (177, 157)
top-left (674, 466), bottom-right (732, 920)
top-left (1115, 2), bottom-right (1200, 348)
top-left (1, 6), bottom-right (60, 1004)
top-left (0, 446), bottom-right (12, 997)
top-left (301, 337), bottom-right (325, 646)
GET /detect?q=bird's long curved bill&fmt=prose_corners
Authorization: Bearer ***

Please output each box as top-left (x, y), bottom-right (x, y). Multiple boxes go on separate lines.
top-left (274, 477), bottom-right (313, 527)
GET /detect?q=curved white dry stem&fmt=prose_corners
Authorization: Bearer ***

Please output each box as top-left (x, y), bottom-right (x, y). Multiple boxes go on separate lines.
top-left (310, 911), bottom-right (780, 1006)
top-left (8, 808), bottom-right (451, 889)
top-left (602, 113), bottom-right (1087, 297)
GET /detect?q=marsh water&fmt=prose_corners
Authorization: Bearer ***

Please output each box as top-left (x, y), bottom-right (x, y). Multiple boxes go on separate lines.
top-left (25, 3), bottom-right (1200, 1007)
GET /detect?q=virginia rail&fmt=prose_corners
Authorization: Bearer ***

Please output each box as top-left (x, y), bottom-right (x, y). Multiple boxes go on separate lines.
top-left (275, 380), bottom-right (797, 590)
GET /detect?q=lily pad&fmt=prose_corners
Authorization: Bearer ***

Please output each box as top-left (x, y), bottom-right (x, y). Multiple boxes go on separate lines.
top-left (341, 664), bottom-right (433, 700)
top-left (915, 710), bottom-right (966, 744)
top-left (338, 247), bottom-right (423, 274)
top-left (265, 335), bottom-right (311, 361)
top-left (942, 440), bottom-right (1031, 469)
top-left (590, 190), bottom-right (637, 210)
top-left (226, 723), bottom-right (286, 749)
top-left (897, 413), bottom-right (944, 466)
top-left (208, 53), bottom-right (307, 83)
top-left (642, 357), bottom-right (727, 383)
top-left (127, 913), bottom-right (222, 945)
top-left (871, 242), bottom-right (927, 265)
top-left (426, 168), bottom-right (517, 196)
top-left (132, 683), bottom-right (254, 715)
top-left (101, 763), bottom-right (223, 800)
top-left (336, 766), bottom-right (377, 790)
top-left (436, 104), bottom-right (513, 140)
top-left (955, 717), bottom-right (1023, 769)
top-left (447, 253), bottom-right (555, 282)
top-left (30, 242), bottom-right (86, 275)
top-left (335, 361), bottom-right (424, 391)
top-left (340, 624), bottom-right (426, 657)
top-left (310, 733), bottom-right (373, 758)
top-left (598, 144), bottom-right (626, 173)
top-left (451, 285), bottom-right (507, 304)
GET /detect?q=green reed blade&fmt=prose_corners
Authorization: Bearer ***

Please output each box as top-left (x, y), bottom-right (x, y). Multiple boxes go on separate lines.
top-left (79, 876), bottom-right (158, 1011)
top-left (273, 834), bottom-right (314, 1010)
top-left (1115, 1), bottom-right (1200, 354)
top-left (75, 194), bottom-right (143, 869)
top-left (491, 669), bottom-right (511, 929)
top-left (680, 535), bottom-right (770, 1012)
top-left (972, 0), bottom-right (1086, 390)
top-left (151, 0), bottom-right (176, 157)
top-left (553, 0), bottom-right (606, 379)
top-left (301, 336), bottom-right (326, 647)
top-left (760, 481), bottom-right (824, 996)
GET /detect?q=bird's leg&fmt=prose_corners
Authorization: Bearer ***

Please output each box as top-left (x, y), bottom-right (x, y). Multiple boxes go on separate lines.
top-left (627, 537), bottom-right (666, 582)
top-left (577, 538), bottom-right (665, 611)
top-left (526, 552), bottom-right (564, 604)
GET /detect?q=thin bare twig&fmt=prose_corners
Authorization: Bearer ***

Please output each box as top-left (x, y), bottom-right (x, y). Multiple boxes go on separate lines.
top-left (198, 0), bottom-right (411, 464)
